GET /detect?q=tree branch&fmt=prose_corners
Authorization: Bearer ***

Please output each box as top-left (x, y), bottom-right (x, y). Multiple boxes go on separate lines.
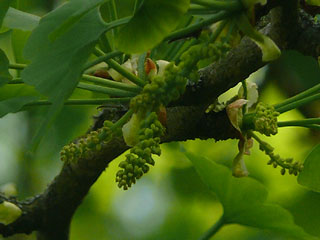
top-left (1, 4), bottom-right (319, 239)
top-left (177, 6), bottom-right (320, 107)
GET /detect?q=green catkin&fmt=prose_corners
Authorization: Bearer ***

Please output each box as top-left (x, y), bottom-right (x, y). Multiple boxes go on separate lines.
top-left (253, 102), bottom-right (280, 136)
top-left (258, 139), bottom-right (303, 176)
top-left (118, 31), bottom-right (231, 189)
top-left (178, 41), bottom-right (230, 81)
top-left (130, 63), bottom-right (187, 114)
top-left (60, 121), bottom-right (114, 163)
top-left (116, 112), bottom-right (164, 190)
top-left (130, 40), bottom-right (230, 115)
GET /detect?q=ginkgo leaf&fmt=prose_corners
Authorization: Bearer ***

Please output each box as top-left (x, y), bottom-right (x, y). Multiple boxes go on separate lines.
top-left (49, 0), bottom-right (108, 41)
top-left (21, 2), bottom-right (108, 148)
top-left (3, 8), bottom-right (40, 31)
top-left (0, 96), bottom-right (39, 118)
top-left (116, 0), bottom-right (190, 53)
top-left (186, 152), bottom-right (314, 239)
top-left (0, 0), bottom-right (10, 28)
top-left (298, 144), bottom-right (320, 192)
top-left (22, 4), bottom-right (107, 103)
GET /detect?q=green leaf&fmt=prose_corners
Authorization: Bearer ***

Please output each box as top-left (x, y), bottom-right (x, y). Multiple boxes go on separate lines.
top-left (21, 2), bottom-right (108, 149)
top-left (3, 8), bottom-right (40, 31)
top-left (280, 51), bottom-right (320, 88)
top-left (116, 0), bottom-right (190, 53)
top-left (0, 0), bottom-right (10, 28)
top-left (49, 0), bottom-right (108, 41)
top-left (22, 4), bottom-right (107, 104)
top-left (186, 152), bottom-right (314, 239)
top-left (0, 48), bottom-right (12, 87)
top-left (298, 144), bottom-right (320, 192)
top-left (0, 96), bottom-right (39, 118)
top-left (229, 204), bottom-right (315, 239)
top-left (185, 152), bottom-right (267, 215)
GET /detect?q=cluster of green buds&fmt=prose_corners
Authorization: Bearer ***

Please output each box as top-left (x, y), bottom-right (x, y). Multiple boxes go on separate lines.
top-left (130, 62), bottom-right (187, 114)
top-left (178, 40), bottom-right (230, 82)
top-left (116, 112), bottom-right (164, 190)
top-left (258, 138), bottom-right (303, 176)
top-left (60, 121), bottom-right (114, 163)
top-left (253, 102), bottom-right (280, 136)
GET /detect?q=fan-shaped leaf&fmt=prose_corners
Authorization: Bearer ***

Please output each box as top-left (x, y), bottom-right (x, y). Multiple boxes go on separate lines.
top-left (116, 0), bottom-right (190, 53)
top-left (186, 152), bottom-right (314, 239)
top-left (22, 3), bottom-right (107, 104)
top-left (298, 144), bottom-right (320, 192)
top-left (0, 0), bottom-right (10, 28)
top-left (49, 0), bottom-right (108, 41)
top-left (3, 8), bottom-right (40, 31)
top-left (21, 1), bottom-right (108, 148)
top-left (0, 96), bottom-right (39, 118)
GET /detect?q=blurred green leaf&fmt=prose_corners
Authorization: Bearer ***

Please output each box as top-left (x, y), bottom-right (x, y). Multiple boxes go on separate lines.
top-left (280, 51), bottom-right (320, 86)
top-left (298, 144), bottom-right (320, 192)
top-left (0, 84), bottom-right (39, 101)
top-left (305, 0), bottom-right (320, 6)
top-left (228, 204), bottom-right (313, 239)
top-left (186, 152), bottom-right (314, 239)
top-left (0, 48), bottom-right (12, 87)
top-left (0, 95), bottom-right (39, 118)
top-left (3, 8), bottom-right (40, 31)
top-left (0, 0), bottom-right (10, 28)
top-left (116, 0), bottom-right (190, 53)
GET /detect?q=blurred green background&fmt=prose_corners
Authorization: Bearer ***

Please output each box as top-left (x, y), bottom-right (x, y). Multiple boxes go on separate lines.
top-left (0, 1), bottom-right (320, 240)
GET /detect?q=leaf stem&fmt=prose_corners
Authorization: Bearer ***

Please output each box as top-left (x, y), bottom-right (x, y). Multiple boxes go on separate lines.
top-left (209, 19), bottom-right (228, 43)
top-left (111, 109), bottom-right (133, 130)
top-left (278, 124), bottom-right (320, 130)
top-left (77, 82), bottom-right (137, 97)
top-left (278, 119), bottom-right (320, 127)
top-left (9, 63), bottom-right (26, 70)
top-left (164, 11), bottom-right (232, 42)
top-left (276, 93), bottom-right (320, 113)
top-left (191, 0), bottom-right (242, 11)
top-left (274, 83), bottom-right (320, 110)
top-left (83, 50), bottom-right (123, 70)
top-left (110, 0), bottom-right (118, 20)
top-left (8, 76), bottom-right (141, 94)
top-left (94, 48), bottom-right (145, 87)
top-left (188, 4), bottom-right (218, 15)
top-left (82, 74), bottom-right (141, 93)
top-left (242, 80), bottom-right (248, 115)
top-left (104, 16), bottom-right (131, 30)
top-left (24, 98), bottom-right (131, 107)
top-left (198, 215), bottom-right (225, 240)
